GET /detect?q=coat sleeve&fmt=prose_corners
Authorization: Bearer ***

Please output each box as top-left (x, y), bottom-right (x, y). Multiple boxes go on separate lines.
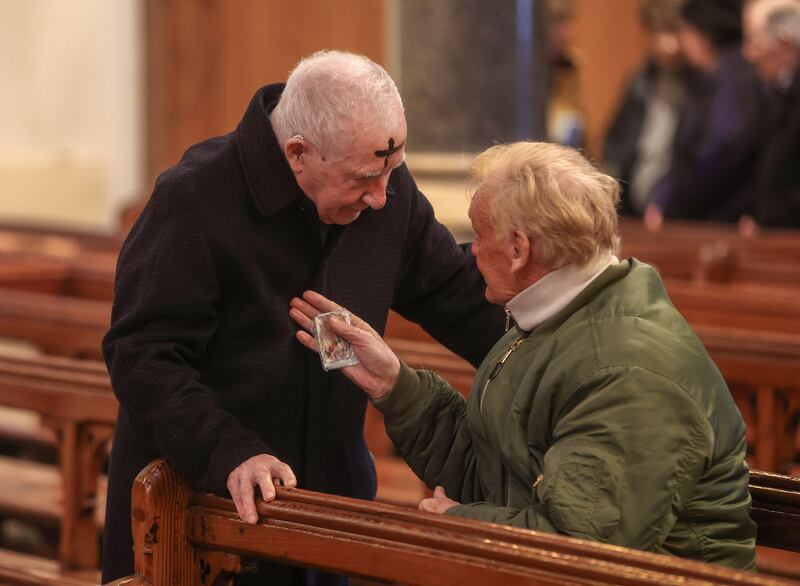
top-left (445, 366), bottom-right (714, 550)
top-left (389, 166), bottom-right (506, 368)
top-left (103, 178), bottom-right (271, 494)
top-left (374, 363), bottom-right (486, 503)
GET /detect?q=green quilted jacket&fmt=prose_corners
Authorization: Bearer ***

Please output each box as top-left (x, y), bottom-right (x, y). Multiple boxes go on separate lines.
top-left (375, 259), bottom-right (756, 570)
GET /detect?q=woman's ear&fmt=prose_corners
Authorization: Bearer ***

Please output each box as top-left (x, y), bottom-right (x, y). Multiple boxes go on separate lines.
top-left (509, 230), bottom-right (532, 273)
top-left (285, 137), bottom-right (306, 173)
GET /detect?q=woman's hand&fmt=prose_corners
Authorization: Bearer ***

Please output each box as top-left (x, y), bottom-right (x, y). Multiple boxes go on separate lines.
top-left (289, 291), bottom-right (400, 401)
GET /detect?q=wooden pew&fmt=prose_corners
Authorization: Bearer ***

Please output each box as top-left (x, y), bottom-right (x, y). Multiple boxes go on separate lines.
top-left (119, 459), bottom-right (797, 586)
top-left (0, 352), bottom-right (116, 570)
top-left (619, 219), bottom-right (800, 288)
top-left (750, 470), bottom-right (800, 553)
top-left (0, 549), bottom-right (98, 586)
top-left (0, 288), bottom-right (109, 360)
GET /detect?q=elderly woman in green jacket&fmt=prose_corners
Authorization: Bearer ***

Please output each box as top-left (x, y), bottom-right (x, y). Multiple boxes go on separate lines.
top-left (289, 141), bottom-right (756, 570)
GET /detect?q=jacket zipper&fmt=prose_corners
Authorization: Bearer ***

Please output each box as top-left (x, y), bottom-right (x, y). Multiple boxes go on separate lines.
top-left (478, 337), bottom-right (524, 412)
top-left (502, 465), bottom-right (512, 507)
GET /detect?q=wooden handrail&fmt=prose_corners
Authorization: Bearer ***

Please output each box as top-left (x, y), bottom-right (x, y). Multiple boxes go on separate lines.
top-left (750, 471), bottom-right (800, 553)
top-left (0, 566), bottom-right (97, 586)
top-left (127, 459), bottom-right (797, 586)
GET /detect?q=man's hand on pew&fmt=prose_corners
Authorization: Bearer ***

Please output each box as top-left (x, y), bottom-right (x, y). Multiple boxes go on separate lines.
top-left (419, 486), bottom-right (460, 515)
top-left (227, 454), bottom-right (297, 524)
top-left (290, 290), bottom-right (400, 401)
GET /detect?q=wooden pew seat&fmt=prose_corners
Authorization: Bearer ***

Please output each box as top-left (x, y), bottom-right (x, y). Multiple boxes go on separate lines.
top-left (0, 456), bottom-right (61, 523)
top-left (0, 455), bottom-right (106, 528)
top-left (0, 352), bottom-right (115, 570)
top-left (0, 407), bottom-right (56, 452)
top-left (0, 548), bottom-right (98, 586)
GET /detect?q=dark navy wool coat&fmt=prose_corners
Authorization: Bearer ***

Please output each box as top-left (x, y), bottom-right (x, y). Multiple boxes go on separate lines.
top-left (101, 84), bottom-right (504, 582)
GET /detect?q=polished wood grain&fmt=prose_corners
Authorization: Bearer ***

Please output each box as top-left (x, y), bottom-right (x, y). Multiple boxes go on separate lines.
top-left (125, 458), bottom-right (797, 586)
top-left (0, 352), bottom-right (115, 570)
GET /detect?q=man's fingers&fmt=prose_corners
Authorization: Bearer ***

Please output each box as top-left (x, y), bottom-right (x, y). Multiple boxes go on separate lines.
top-left (289, 307), bottom-right (315, 333)
top-left (271, 462), bottom-right (297, 488)
top-left (302, 290), bottom-right (342, 313)
top-left (290, 297), bottom-right (322, 322)
top-left (295, 291), bottom-right (374, 334)
top-left (238, 476), bottom-right (259, 524)
top-left (228, 478), bottom-right (246, 522)
top-left (418, 498), bottom-right (433, 512)
top-left (296, 330), bottom-right (319, 352)
top-left (326, 316), bottom-right (363, 342)
top-left (433, 485), bottom-right (447, 498)
top-left (256, 469), bottom-right (276, 503)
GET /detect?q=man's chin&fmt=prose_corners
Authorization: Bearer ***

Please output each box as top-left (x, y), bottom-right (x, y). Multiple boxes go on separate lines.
top-left (330, 209), bottom-right (362, 225)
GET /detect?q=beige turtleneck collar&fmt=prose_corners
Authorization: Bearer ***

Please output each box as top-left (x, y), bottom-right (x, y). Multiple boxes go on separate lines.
top-left (506, 253), bottom-right (620, 332)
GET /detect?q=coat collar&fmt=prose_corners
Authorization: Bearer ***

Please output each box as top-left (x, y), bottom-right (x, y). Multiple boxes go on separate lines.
top-left (525, 258), bottom-right (633, 338)
top-left (235, 83), bottom-right (309, 219)
top-left (506, 254), bottom-right (619, 332)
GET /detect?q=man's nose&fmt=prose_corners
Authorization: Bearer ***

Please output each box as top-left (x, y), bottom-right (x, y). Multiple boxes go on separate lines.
top-left (362, 176), bottom-right (389, 210)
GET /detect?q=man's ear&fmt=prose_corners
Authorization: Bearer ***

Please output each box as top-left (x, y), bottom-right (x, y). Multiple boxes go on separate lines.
top-left (285, 137), bottom-right (306, 173)
top-left (509, 230), bottom-right (532, 273)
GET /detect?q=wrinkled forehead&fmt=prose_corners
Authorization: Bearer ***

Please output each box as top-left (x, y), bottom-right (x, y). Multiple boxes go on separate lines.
top-left (468, 187), bottom-right (493, 219)
top-left (338, 122), bottom-right (408, 170)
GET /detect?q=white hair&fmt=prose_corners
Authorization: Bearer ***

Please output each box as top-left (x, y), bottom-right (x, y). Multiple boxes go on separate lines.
top-left (270, 50), bottom-right (404, 159)
top-left (471, 142), bottom-right (620, 270)
top-left (765, 1), bottom-right (800, 45)
top-left (750, 0), bottom-right (800, 46)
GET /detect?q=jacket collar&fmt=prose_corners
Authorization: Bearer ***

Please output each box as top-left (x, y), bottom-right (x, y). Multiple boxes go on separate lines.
top-left (524, 257), bottom-right (633, 338)
top-left (235, 83), bottom-right (309, 219)
top-left (506, 254), bottom-right (619, 332)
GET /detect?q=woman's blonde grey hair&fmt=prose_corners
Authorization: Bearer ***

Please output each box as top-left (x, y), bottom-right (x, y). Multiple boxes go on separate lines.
top-left (270, 50), bottom-right (404, 159)
top-left (471, 142), bottom-right (620, 270)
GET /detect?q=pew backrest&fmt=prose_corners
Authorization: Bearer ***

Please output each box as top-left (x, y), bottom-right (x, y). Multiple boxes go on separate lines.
top-left (128, 459), bottom-right (797, 586)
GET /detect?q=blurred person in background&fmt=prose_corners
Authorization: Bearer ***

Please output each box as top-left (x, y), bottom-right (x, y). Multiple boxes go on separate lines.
top-left (546, 0), bottom-right (587, 148)
top-left (645, 0), bottom-right (763, 230)
top-left (741, 0), bottom-right (800, 231)
top-left (603, 0), bottom-right (689, 216)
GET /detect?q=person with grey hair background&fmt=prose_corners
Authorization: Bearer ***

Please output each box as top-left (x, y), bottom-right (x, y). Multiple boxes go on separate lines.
top-left (101, 50), bottom-right (504, 585)
top-left (741, 0), bottom-right (800, 230)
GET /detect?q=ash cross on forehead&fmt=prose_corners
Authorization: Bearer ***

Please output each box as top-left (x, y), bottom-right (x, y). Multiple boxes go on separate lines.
top-left (374, 137), bottom-right (405, 168)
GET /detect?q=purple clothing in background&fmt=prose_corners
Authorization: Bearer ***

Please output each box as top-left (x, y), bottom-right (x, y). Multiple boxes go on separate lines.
top-left (653, 48), bottom-right (764, 222)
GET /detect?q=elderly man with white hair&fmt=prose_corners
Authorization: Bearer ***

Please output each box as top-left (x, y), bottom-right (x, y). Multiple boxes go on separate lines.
top-left (292, 141), bottom-right (757, 570)
top-left (102, 51), bottom-right (504, 584)
top-left (742, 0), bottom-right (800, 228)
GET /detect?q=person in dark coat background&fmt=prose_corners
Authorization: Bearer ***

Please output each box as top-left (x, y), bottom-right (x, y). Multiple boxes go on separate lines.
top-left (603, 0), bottom-right (689, 216)
top-left (101, 50), bottom-right (505, 585)
top-left (645, 0), bottom-right (764, 229)
top-left (742, 0), bottom-right (800, 230)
